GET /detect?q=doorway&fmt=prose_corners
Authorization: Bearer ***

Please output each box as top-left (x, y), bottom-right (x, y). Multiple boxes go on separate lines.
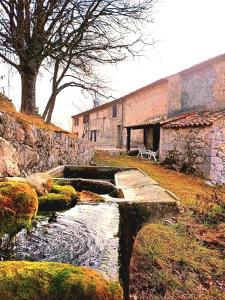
top-left (153, 125), bottom-right (160, 151)
top-left (144, 125), bottom-right (160, 151)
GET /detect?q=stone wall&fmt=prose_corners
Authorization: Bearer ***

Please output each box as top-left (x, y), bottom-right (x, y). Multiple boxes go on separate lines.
top-left (209, 118), bottom-right (225, 184)
top-left (0, 112), bottom-right (94, 176)
top-left (160, 117), bottom-right (225, 184)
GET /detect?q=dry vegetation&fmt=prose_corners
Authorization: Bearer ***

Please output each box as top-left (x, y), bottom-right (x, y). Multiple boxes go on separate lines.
top-left (95, 151), bottom-right (225, 300)
top-left (0, 94), bottom-right (70, 133)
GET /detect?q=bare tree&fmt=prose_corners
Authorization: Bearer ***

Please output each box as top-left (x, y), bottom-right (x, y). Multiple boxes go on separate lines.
top-left (0, 0), bottom-right (155, 116)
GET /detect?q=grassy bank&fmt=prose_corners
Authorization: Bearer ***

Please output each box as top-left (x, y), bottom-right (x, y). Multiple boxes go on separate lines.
top-left (95, 151), bottom-right (225, 299)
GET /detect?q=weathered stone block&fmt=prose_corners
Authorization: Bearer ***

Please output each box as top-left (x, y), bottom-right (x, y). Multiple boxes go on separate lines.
top-left (0, 137), bottom-right (20, 177)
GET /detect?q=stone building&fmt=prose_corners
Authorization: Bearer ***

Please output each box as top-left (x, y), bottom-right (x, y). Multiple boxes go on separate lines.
top-left (72, 53), bottom-right (225, 183)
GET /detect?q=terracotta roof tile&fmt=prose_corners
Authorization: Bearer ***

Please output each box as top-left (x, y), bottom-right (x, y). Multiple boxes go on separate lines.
top-left (161, 111), bottom-right (225, 128)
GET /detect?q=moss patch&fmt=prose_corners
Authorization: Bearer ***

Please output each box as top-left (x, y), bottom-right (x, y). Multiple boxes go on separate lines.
top-left (0, 261), bottom-right (123, 300)
top-left (38, 193), bottom-right (72, 211)
top-left (51, 184), bottom-right (77, 200)
top-left (38, 184), bottom-right (77, 211)
top-left (130, 223), bottom-right (225, 299)
top-left (0, 182), bottom-right (38, 236)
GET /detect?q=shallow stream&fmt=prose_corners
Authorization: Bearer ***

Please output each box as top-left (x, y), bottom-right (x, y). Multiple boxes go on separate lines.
top-left (0, 203), bottom-right (120, 280)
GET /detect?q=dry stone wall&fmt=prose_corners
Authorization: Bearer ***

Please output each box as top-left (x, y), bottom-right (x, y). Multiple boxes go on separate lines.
top-left (0, 112), bottom-right (94, 176)
top-left (160, 118), bottom-right (225, 184)
top-left (210, 118), bottom-right (225, 184)
top-left (160, 117), bottom-right (225, 184)
top-left (160, 126), bottom-right (212, 178)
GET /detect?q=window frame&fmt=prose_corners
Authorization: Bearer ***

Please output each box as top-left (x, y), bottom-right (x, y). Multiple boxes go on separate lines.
top-left (112, 104), bottom-right (117, 118)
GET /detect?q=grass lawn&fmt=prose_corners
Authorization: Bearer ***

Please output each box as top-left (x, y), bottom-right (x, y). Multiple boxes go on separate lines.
top-left (95, 151), bottom-right (225, 300)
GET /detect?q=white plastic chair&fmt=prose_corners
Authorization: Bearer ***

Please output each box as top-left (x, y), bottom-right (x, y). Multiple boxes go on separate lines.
top-left (147, 149), bottom-right (159, 161)
top-left (137, 144), bottom-right (151, 158)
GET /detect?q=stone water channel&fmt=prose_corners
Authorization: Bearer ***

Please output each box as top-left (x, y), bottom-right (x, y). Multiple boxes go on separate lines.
top-left (0, 166), bottom-right (179, 299)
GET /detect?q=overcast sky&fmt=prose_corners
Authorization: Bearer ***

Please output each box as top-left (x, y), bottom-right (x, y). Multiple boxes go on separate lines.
top-left (1, 0), bottom-right (225, 130)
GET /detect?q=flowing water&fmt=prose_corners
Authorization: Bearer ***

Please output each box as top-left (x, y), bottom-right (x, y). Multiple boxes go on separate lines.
top-left (0, 203), bottom-right (120, 280)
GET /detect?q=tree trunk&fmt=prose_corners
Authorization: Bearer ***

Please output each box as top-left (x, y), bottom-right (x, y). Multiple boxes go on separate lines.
top-left (42, 97), bottom-right (52, 120)
top-left (46, 95), bottom-right (56, 123)
top-left (20, 70), bottom-right (38, 115)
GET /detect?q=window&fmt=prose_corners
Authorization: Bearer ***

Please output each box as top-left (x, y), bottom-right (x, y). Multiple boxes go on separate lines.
top-left (83, 114), bottom-right (89, 124)
top-left (90, 130), bottom-right (97, 142)
top-left (74, 118), bottom-right (79, 126)
top-left (112, 105), bottom-right (117, 118)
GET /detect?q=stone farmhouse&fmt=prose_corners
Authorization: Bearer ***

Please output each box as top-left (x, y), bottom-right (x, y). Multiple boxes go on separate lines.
top-left (72, 53), bottom-right (225, 184)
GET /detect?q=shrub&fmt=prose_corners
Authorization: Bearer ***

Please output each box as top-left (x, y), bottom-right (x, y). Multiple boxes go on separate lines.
top-left (0, 261), bottom-right (123, 300)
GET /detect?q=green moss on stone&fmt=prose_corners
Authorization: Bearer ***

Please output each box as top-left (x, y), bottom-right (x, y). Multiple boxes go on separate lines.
top-left (38, 193), bottom-right (72, 211)
top-left (0, 182), bottom-right (38, 237)
top-left (51, 184), bottom-right (77, 200)
top-left (0, 261), bottom-right (123, 300)
top-left (38, 184), bottom-right (78, 211)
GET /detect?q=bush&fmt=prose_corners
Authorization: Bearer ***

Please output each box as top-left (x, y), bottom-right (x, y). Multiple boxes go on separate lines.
top-left (0, 261), bottom-right (123, 300)
top-left (0, 182), bottom-right (38, 236)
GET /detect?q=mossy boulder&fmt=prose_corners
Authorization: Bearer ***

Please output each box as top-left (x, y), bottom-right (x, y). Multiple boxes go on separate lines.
top-left (38, 184), bottom-right (77, 211)
top-left (38, 193), bottom-right (71, 211)
top-left (78, 191), bottom-right (105, 203)
top-left (52, 184), bottom-right (77, 200)
top-left (0, 261), bottom-right (123, 300)
top-left (0, 182), bottom-right (38, 236)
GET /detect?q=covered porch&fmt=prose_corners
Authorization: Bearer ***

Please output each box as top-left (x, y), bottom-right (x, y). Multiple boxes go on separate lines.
top-left (125, 122), bottom-right (161, 153)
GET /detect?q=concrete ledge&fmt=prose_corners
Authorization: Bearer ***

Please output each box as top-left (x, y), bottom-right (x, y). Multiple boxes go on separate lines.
top-left (115, 169), bottom-right (178, 205)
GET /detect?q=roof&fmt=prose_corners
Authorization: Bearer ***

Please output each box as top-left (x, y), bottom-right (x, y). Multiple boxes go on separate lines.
top-left (125, 116), bottom-right (165, 129)
top-left (72, 52), bottom-right (225, 118)
top-left (161, 110), bottom-right (225, 129)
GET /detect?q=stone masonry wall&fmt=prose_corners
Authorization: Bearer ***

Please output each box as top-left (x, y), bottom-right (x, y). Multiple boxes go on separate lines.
top-left (160, 117), bottom-right (225, 184)
top-left (209, 118), bottom-right (225, 184)
top-left (0, 112), bottom-right (94, 176)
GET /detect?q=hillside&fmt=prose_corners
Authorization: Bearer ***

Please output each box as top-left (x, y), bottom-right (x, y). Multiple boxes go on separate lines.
top-left (0, 94), bottom-right (68, 133)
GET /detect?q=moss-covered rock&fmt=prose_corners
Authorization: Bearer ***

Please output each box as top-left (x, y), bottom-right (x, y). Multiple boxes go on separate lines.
top-left (78, 190), bottom-right (105, 203)
top-left (38, 184), bottom-right (77, 211)
top-left (51, 184), bottom-right (77, 200)
top-left (0, 261), bottom-right (123, 300)
top-left (0, 182), bottom-right (38, 236)
top-left (38, 193), bottom-right (72, 211)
